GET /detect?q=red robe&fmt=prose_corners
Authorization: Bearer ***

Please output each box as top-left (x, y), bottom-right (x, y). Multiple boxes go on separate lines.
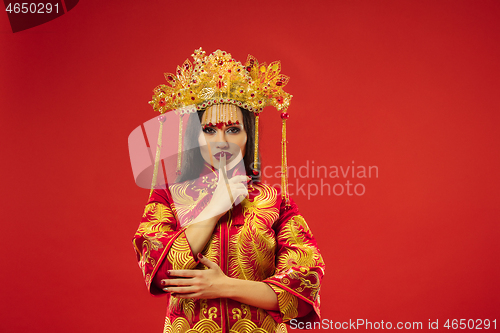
top-left (133, 168), bottom-right (325, 333)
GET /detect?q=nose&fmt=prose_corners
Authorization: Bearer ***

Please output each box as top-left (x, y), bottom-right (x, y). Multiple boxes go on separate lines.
top-left (214, 130), bottom-right (229, 149)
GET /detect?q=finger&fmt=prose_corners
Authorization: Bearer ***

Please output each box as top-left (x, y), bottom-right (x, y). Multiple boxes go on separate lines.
top-left (229, 183), bottom-right (248, 198)
top-left (218, 153), bottom-right (227, 179)
top-left (163, 286), bottom-right (197, 294)
top-left (197, 253), bottom-right (218, 269)
top-left (234, 190), bottom-right (249, 202)
top-left (229, 190), bottom-right (248, 203)
top-left (218, 154), bottom-right (234, 203)
top-left (167, 270), bottom-right (199, 278)
top-left (227, 175), bottom-right (250, 184)
top-left (161, 278), bottom-right (195, 286)
top-left (229, 183), bottom-right (247, 191)
top-left (171, 293), bottom-right (200, 299)
top-left (239, 188), bottom-right (249, 199)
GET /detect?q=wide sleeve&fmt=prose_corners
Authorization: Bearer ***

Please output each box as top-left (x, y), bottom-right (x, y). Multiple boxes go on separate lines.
top-left (132, 189), bottom-right (199, 295)
top-left (262, 198), bottom-right (325, 323)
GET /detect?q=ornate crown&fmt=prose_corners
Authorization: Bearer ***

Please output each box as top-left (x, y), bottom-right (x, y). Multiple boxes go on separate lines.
top-left (149, 48), bottom-right (292, 114)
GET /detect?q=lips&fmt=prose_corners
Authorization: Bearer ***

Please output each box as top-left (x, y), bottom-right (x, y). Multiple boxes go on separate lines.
top-left (214, 152), bottom-right (233, 160)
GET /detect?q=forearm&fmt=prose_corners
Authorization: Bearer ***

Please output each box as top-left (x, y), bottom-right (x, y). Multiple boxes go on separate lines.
top-left (184, 213), bottom-right (220, 256)
top-left (223, 278), bottom-right (279, 311)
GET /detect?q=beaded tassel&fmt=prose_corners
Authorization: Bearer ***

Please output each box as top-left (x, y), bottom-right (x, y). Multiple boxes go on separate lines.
top-left (201, 104), bottom-right (240, 128)
top-left (253, 113), bottom-right (260, 175)
top-left (280, 112), bottom-right (290, 205)
top-left (176, 114), bottom-right (183, 175)
top-left (149, 115), bottom-right (166, 199)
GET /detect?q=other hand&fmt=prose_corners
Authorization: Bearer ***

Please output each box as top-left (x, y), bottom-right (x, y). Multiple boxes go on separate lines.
top-left (161, 254), bottom-right (230, 299)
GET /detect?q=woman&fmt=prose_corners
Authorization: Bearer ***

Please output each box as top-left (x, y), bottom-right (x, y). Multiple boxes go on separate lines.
top-left (133, 48), bottom-right (325, 333)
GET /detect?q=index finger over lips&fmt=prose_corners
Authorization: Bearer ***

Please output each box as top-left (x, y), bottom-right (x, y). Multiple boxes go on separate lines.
top-left (218, 153), bottom-right (228, 180)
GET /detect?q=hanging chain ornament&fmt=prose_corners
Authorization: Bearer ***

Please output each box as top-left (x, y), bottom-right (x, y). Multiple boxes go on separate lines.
top-left (281, 112), bottom-right (290, 205)
top-left (176, 114), bottom-right (183, 175)
top-left (253, 113), bottom-right (260, 175)
top-left (149, 115), bottom-right (166, 198)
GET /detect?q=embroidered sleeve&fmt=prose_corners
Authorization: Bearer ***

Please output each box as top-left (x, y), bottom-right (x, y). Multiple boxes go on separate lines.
top-left (263, 199), bottom-right (325, 323)
top-left (167, 231), bottom-right (198, 270)
top-left (132, 189), bottom-right (198, 295)
top-left (268, 284), bottom-right (298, 321)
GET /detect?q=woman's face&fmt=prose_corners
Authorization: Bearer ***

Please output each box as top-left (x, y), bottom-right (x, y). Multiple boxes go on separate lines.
top-left (198, 105), bottom-right (247, 169)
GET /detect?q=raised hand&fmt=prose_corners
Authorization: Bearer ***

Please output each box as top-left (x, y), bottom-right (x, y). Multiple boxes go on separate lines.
top-left (194, 153), bottom-right (249, 222)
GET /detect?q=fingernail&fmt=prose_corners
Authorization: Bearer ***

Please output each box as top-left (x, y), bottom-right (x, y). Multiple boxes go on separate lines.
top-left (163, 288), bottom-right (169, 292)
top-left (161, 280), bottom-right (166, 286)
top-left (166, 270), bottom-right (171, 276)
top-left (197, 253), bottom-right (203, 259)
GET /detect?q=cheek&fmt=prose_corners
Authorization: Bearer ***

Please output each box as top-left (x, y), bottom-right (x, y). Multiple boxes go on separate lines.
top-left (198, 133), bottom-right (210, 159)
top-left (198, 132), bottom-right (206, 146)
top-left (237, 133), bottom-right (247, 154)
top-left (199, 144), bottom-right (208, 156)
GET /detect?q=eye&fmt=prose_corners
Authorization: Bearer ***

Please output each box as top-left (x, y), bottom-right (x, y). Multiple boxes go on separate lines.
top-left (202, 127), bottom-right (216, 134)
top-left (226, 127), bottom-right (241, 134)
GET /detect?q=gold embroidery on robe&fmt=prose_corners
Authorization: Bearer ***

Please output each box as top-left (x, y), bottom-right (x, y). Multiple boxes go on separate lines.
top-left (269, 284), bottom-right (299, 322)
top-left (163, 307), bottom-right (287, 333)
top-left (276, 215), bottom-right (321, 270)
top-left (229, 184), bottom-right (279, 281)
top-left (134, 180), bottom-right (325, 333)
top-left (134, 203), bottom-right (175, 277)
top-left (167, 232), bottom-right (198, 270)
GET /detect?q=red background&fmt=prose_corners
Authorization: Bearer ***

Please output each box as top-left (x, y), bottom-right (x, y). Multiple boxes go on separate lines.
top-left (1, 1), bottom-right (499, 332)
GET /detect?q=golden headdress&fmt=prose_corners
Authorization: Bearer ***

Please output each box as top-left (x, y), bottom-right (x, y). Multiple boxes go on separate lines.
top-left (150, 48), bottom-right (291, 113)
top-left (149, 48), bottom-right (292, 204)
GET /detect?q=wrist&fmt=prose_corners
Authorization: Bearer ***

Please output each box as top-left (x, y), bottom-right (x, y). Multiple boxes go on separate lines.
top-left (221, 276), bottom-right (237, 298)
top-left (193, 208), bottom-right (223, 225)
top-left (203, 204), bottom-right (226, 221)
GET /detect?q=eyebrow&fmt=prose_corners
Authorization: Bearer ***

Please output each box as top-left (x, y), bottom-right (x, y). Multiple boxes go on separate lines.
top-left (202, 123), bottom-right (243, 128)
